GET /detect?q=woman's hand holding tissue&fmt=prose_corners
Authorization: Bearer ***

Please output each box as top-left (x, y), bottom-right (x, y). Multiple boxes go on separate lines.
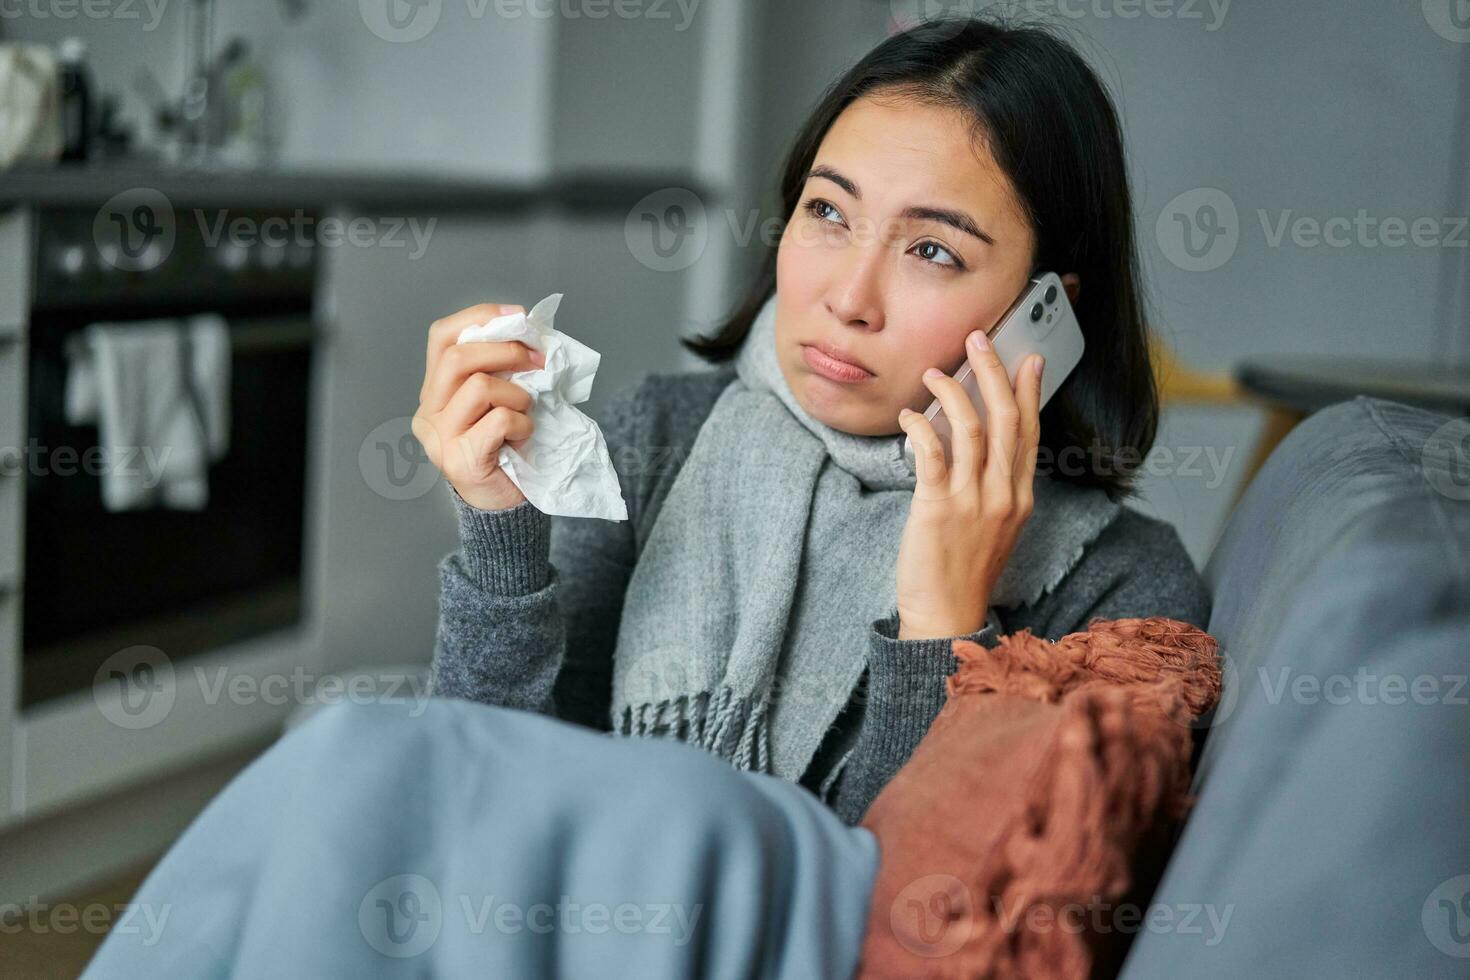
top-left (413, 302), bottom-right (546, 512)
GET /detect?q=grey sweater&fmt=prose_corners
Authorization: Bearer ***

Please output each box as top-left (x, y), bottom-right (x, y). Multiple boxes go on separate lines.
top-left (430, 365), bottom-right (1212, 825)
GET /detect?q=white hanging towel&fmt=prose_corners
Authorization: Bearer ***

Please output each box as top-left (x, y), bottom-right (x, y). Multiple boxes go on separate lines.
top-left (63, 314), bottom-right (232, 511)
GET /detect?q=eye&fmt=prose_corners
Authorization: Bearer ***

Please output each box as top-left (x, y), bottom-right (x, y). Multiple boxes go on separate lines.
top-left (801, 198), bottom-right (966, 271)
top-left (912, 240), bottom-right (964, 270)
top-left (803, 198), bottom-right (845, 225)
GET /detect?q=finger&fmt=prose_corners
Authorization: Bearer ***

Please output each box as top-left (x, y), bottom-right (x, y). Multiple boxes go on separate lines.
top-left (424, 303), bottom-right (525, 391)
top-left (919, 366), bottom-right (984, 492)
top-left (437, 372), bottom-right (524, 435)
top-left (458, 404), bottom-right (534, 470)
top-left (967, 331), bottom-right (1022, 489)
top-left (1015, 353), bottom-right (1044, 474)
top-left (1014, 355), bottom-right (1044, 511)
top-left (422, 341), bottom-right (539, 414)
top-left (899, 407), bottom-right (948, 489)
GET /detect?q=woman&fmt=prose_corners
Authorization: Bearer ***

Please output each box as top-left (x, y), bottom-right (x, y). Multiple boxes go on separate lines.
top-left (84, 19), bottom-right (1216, 979)
top-left (419, 17), bottom-right (1209, 826)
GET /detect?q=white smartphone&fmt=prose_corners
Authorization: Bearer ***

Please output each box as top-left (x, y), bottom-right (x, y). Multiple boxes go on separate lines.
top-left (903, 271), bottom-right (1085, 466)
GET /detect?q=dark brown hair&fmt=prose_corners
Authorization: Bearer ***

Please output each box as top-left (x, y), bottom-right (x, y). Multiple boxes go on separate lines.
top-left (681, 16), bottom-right (1157, 500)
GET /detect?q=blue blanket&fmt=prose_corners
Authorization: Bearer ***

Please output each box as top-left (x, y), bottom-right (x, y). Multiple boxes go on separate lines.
top-left (83, 698), bottom-right (880, 979)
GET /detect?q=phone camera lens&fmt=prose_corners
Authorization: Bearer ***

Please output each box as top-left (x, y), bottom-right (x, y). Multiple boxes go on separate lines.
top-left (1030, 303), bottom-right (1044, 322)
top-left (1044, 285), bottom-right (1058, 304)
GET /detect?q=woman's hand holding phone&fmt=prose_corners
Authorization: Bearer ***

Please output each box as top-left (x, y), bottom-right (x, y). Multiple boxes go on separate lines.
top-left (414, 302), bottom-right (547, 512)
top-left (894, 330), bottom-right (1045, 640)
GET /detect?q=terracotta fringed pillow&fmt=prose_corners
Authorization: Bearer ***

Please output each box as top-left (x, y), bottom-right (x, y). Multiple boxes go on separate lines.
top-left (856, 617), bottom-right (1222, 980)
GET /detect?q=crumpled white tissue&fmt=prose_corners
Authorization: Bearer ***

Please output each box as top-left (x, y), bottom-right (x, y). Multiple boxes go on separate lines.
top-left (455, 293), bottom-right (628, 521)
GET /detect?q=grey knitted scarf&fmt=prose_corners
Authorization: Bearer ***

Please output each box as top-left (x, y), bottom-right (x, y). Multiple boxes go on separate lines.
top-left (608, 292), bottom-right (1120, 781)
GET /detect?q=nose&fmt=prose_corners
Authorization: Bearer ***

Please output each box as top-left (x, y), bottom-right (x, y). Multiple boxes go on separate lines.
top-left (824, 245), bottom-right (886, 331)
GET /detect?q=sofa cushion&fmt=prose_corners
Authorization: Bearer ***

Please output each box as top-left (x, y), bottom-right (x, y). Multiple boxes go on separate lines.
top-left (857, 618), bottom-right (1220, 979)
top-left (1120, 397), bottom-right (1470, 979)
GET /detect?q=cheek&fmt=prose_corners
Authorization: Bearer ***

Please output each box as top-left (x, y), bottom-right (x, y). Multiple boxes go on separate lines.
top-left (776, 223), bottom-right (829, 297)
top-left (890, 302), bottom-right (976, 375)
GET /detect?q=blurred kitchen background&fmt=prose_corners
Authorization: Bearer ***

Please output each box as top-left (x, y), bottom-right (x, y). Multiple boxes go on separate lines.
top-left (0, 0), bottom-right (1467, 966)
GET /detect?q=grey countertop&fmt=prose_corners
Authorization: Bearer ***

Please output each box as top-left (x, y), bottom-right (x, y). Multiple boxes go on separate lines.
top-left (0, 163), bottom-right (702, 213)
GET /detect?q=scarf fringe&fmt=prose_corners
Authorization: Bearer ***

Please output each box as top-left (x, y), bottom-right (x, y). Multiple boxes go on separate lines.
top-left (614, 686), bottom-right (774, 774)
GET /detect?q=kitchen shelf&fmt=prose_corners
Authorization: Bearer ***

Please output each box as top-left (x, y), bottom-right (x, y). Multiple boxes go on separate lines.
top-left (0, 164), bottom-right (709, 214)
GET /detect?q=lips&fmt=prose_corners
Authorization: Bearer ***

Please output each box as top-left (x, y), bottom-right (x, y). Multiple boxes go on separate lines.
top-left (802, 342), bottom-right (875, 383)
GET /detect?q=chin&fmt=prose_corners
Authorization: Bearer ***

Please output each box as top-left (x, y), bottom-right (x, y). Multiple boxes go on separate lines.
top-left (780, 351), bottom-right (891, 435)
top-left (797, 375), bottom-right (894, 436)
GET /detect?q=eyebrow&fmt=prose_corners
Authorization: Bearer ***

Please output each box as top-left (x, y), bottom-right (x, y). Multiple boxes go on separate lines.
top-left (803, 164), bottom-right (996, 246)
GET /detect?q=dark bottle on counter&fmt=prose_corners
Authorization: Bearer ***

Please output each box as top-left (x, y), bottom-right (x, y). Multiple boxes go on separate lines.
top-left (58, 37), bottom-right (93, 162)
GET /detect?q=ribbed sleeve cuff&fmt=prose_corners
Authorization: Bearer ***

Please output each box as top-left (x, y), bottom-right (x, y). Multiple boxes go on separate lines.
top-left (869, 609), bottom-right (1001, 655)
top-left (865, 609), bottom-right (1001, 723)
top-left (448, 484), bottom-right (552, 596)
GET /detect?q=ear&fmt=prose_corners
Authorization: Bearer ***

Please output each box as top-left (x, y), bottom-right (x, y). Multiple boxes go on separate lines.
top-left (1061, 273), bottom-right (1081, 305)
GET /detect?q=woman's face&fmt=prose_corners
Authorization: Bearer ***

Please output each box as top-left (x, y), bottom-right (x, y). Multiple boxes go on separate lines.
top-left (774, 92), bottom-right (1038, 436)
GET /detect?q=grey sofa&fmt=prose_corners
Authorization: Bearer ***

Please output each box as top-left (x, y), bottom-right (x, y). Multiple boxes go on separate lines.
top-left (1120, 396), bottom-right (1470, 979)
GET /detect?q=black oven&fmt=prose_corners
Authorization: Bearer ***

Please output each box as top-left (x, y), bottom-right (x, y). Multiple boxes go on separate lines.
top-left (21, 205), bottom-right (319, 707)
